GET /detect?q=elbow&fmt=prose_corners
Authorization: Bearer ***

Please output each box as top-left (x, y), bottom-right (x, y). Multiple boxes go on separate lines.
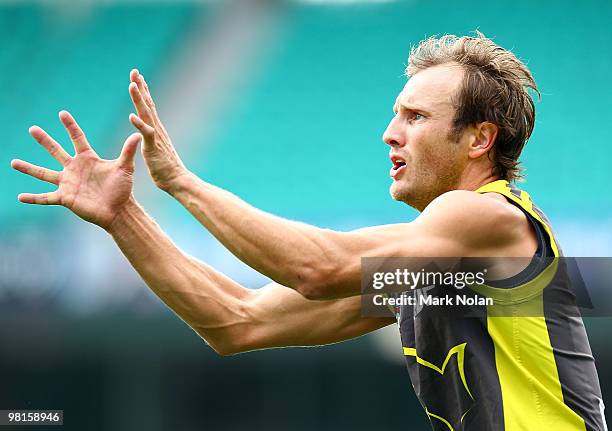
top-left (291, 241), bottom-right (365, 300)
top-left (294, 264), bottom-right (341, 300)
top-left (199, 333), bottom-right (249, 357)
top-left (190, 295), bottom-right (260, 356)
top-left (295, 281), bottom-right (330, 301)
top-left (291, 231), bottom-right (357, 300)
top-left (210, 342), bottom-right (244, 357)
top-left (194, 323), bottom-right (255, 357)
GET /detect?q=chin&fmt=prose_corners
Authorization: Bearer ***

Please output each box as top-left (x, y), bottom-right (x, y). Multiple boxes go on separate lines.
top-left (390, 181), bottom-right (424, 210)
top-left (389, 182), bottom-right (410, 203)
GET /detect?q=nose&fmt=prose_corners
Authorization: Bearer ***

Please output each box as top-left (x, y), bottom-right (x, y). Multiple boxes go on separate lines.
top-left (382, 116), bottom-right (404, 147)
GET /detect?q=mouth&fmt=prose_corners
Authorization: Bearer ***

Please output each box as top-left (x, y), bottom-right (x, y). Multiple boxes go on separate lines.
top-left (390, 155), bottom-right (407, 179)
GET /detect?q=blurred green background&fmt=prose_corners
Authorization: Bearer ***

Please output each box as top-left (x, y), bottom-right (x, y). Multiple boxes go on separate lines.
top-left (1, 1), bottom-right (611, 430)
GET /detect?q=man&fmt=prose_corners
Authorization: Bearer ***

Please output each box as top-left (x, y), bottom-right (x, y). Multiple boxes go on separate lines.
top-left (11, 34), bottom-right (606, 430)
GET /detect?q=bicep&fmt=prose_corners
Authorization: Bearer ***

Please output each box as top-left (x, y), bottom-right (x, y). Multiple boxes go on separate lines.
top-left (242, 283), bottom-right (395, 351)
top-left (310, 193), bottom-right (515, 298)
top-left (304, 222), bottom-right (460, 299)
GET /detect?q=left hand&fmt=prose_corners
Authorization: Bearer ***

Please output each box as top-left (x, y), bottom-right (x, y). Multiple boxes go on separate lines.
top-left (128, 69), bottom-right (188, 193)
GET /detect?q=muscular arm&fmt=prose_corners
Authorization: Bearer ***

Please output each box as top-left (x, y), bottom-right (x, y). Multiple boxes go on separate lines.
top-left (167, 178), bottom-right (523, 300)
top-left (167, 174), bottom-right (459, 298)
top-left (108, 198), bottom-right (394, 354)
top-left (12, 110), bottom-right (393, 356)
top-left (128, 71), bottom-right (530, 301)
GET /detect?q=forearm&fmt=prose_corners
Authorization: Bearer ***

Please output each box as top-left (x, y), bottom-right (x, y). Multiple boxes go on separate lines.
top-left (169, 172), bottom-right (357, 297)
top-left (106, 197), bottom-right (254, 353)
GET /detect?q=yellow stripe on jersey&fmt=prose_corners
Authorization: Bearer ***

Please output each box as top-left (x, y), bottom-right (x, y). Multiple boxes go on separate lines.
top-left (403, 343), bottom-right (473, 400)
top-left (425, 408), bottom-right (455, 431)
top-left (475, 180), bottom-right (586, 431)
top-left (487, 304), bottom-right (586, 430)
top-left (403, 343), bottom-right (473, 430)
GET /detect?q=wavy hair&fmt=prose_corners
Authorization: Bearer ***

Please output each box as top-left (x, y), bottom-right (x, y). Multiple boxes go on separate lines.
top-left (406, 32), bottom-right (540, 181)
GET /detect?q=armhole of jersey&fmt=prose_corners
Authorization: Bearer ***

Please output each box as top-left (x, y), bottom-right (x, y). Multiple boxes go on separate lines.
top-left (486, 205), bottom-right (554, 289)
top-left (470, 183), bottom-right (560, 303)
top-left (475, 180), bottom-right (561, 257)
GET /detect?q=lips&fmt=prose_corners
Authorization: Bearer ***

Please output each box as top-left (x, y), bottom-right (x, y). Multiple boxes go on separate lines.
top-left (390, 154), bottom-right (407, 179)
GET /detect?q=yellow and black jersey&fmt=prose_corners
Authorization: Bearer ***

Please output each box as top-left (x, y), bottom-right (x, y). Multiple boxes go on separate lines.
top-left (397, 180), bottom-right (607, 431)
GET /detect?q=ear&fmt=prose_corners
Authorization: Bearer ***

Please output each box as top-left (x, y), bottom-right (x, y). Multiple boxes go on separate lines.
top-left (468, 122), bottom-right (498, 160)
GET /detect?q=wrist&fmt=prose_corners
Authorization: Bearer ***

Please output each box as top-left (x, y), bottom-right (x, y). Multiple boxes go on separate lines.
top-left (105, 196), bottom-right (143, 236)
top-left (163, 169), bottom-right (197, 196)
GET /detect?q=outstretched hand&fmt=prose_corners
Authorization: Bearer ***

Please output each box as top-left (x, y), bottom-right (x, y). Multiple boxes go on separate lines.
top-left (128, 69), bottom-right (188, 193)
top-left (11, 111), bottom-right (142, 231)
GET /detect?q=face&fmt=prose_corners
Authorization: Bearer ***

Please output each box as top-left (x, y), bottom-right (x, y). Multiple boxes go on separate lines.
top-left (383, 63), bottom-right (470, 211)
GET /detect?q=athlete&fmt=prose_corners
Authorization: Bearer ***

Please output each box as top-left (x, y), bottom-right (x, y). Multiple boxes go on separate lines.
top-left (11, 34), bottom-right (606, 430)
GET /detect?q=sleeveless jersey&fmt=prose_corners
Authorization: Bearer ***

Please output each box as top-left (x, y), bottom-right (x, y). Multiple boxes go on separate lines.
top-left (397, 180), bottom-right (607, 431)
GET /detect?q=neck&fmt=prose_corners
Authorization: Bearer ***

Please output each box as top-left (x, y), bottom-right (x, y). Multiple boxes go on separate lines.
top-left (454, 160), bottom-right (500, 192)
top-left (413, 170), bottom-right (500, 213)
top-left (456, 172), bottom-right (500, 192)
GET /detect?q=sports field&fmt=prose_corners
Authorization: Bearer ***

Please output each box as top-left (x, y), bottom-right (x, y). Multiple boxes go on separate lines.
top-left (1, 1), bottom-right (611, 430)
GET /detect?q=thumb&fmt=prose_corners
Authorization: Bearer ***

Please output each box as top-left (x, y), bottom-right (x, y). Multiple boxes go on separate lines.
top-left (118, 133), bottom-right (142, 171)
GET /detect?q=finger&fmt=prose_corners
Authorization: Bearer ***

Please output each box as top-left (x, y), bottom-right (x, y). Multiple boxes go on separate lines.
top-left (137, 74), bottom-right (170, 135)
top-left (11, 159), bottom-right (60, 185)
top-left (28, 125), bottom-right (71, 166)
top-left (129, 113), bottom-right (155, 140)
top-left (128, 83), bottom-right (154, 125)
top-left (117, 133), bottom-right (142, 171)
top-left (17, 191), bottom-right (60, 205)
top-left (132, 71), bottom-right (148, 103)
top-left (59, 110), bottom-right (93, 154)
top-left (130, 68), bottom-right (140, 83)
top-left (136, 73), bottom-right (154, 109)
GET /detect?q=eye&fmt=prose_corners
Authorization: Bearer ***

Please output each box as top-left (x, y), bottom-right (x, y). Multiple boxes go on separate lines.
top-left (406, 112), bottom-right (424, 122)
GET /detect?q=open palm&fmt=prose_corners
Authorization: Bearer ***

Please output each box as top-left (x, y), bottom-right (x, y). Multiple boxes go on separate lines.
top-left (11, 111), bottom-right (142, 230)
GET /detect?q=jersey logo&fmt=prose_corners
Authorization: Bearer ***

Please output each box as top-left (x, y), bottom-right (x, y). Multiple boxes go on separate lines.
top-left (403, 343), bottom-right (474, 430)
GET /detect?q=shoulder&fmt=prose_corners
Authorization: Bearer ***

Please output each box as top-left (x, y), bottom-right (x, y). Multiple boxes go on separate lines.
top-left (422, 190), bottom-right (522, 222)
top-left (415, 190), bottom-right (530, 254)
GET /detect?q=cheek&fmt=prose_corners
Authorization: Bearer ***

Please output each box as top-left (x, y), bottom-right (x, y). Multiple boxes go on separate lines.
top-left (411, 129), bottom-right (440, 165)
top-left (413, 129), bottom-right (457, 173)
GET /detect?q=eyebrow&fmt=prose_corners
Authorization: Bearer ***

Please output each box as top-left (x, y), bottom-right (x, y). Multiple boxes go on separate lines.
top-left (393, 101), bottom-right (432, 115)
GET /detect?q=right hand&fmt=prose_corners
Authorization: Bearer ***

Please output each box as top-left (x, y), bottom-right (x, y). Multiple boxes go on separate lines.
top-left (11, 111), bottom-right (142, 231)
top-left (128, 69), bottom-right (188, 193)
